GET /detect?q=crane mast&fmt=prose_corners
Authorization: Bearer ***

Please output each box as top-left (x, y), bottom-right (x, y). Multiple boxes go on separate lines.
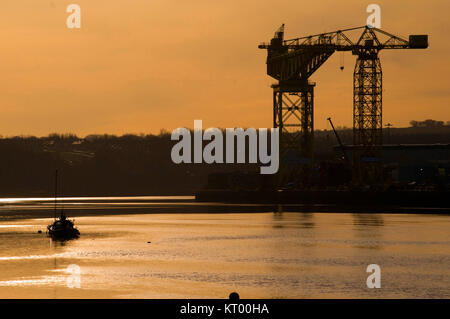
top-left (259, 25), bottom-right (428, 187)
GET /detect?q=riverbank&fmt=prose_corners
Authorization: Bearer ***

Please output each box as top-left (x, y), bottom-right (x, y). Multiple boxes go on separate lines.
top-left (195, 189), bottom-right (450, 213)
top-left (0, 194), bottom-right (449, 221)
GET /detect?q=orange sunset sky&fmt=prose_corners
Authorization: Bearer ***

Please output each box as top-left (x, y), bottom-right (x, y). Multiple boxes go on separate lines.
top-left (0, 0), bottom-right (448, 137)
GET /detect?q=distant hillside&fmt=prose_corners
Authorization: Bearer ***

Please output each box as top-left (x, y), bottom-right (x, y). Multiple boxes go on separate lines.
top-left (0, 124), bottom-right (448, 196)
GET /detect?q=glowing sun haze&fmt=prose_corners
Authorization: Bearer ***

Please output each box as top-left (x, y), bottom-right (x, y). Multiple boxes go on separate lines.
top-left (0, 0), bottom-right (448, 136)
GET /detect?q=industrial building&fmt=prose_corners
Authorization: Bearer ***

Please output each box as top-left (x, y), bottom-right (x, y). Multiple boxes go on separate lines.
top-left (334, 144), bottom-right (450, 185)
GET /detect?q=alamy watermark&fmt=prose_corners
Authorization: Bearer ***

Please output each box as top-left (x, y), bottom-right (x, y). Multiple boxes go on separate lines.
top-left (64, 4), bottom-right (379, 30)
top-left (66, 4), bottom-right (81, 29)
top-left (170, 120), bottom-right (279, 174)
top-left (366, 264), bottom-right (381, 288)
top-left (366, 4), bottom-right (381, 28)
top-left (66, 264), bottom-right (81, 288)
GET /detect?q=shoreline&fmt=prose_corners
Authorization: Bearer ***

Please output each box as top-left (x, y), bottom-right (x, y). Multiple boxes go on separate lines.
top-left (1, 202), bottom-right (449, 221)
top-left (0, 194), bottom-right (448, 221)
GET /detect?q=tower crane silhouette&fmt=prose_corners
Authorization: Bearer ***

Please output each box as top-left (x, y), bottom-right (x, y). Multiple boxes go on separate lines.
top-left (258, 25), bottom-right (428, 187)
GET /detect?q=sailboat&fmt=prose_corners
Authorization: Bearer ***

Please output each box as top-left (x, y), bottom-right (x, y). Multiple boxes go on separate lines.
top-left (47, 169), bottom-right (80, 240)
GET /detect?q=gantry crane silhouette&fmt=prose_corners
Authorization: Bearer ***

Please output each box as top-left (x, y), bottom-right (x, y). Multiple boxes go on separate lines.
top-left (259, 25), bottom-right (428, 187)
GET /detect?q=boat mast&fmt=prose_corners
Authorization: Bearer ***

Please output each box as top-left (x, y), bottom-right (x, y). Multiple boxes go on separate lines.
top-left (54, 169), bottom-right (58, 221)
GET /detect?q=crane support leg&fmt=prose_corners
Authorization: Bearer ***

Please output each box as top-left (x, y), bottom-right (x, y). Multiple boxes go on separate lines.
top-left (273, 81), bottom-right (314, 188)
top-left (353, 52), bottom-right (383, 185)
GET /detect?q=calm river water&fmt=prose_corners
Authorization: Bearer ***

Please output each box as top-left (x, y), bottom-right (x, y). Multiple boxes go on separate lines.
top-left (0, 197), bottom-right (448, 298)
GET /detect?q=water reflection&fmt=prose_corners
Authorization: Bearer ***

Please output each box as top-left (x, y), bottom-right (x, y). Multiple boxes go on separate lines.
top-left (352, 213), bottom-right (384, 249)
top-left (352, 214), bottom-right (384, 227)
top-left (272, 205), bottom-right (315, 229)
top-left (51, 239), bottom-right (69, 247)
top-left (0, 200), bottom-right (448, 298)
top-left (272, 205), bottom-right (284, 228)
top-left (298, 213), bottom-right (315, 229)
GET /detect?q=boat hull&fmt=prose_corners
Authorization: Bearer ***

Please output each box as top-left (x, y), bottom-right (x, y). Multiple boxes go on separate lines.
top-left (47, 226), bottom-right (80, 240)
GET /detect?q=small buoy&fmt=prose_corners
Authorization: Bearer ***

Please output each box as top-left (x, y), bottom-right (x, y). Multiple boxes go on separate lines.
top-left (37, 230), bottom-right (42, 234)
top-left (147, 241), bottom-right (151, 244)
top-left (340, 66), bottom-right (344, 71)
top-left (229, 292), bottom-right (240, 300)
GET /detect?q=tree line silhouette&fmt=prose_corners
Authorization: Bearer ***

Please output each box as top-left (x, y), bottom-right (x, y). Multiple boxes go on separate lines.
top-left (0, 123), bottom-right (448, 196)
